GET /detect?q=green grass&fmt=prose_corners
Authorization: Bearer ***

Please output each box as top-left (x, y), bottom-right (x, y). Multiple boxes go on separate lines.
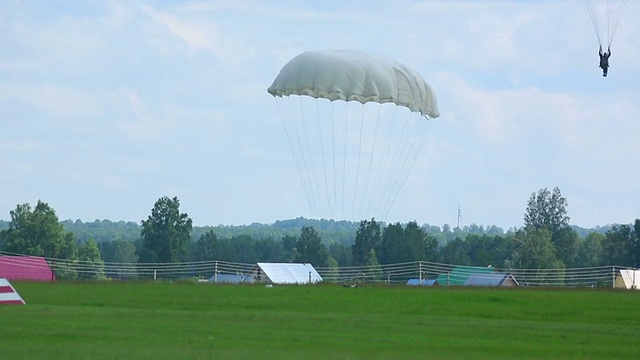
top-left (1, 282), bottom-right (639, 359)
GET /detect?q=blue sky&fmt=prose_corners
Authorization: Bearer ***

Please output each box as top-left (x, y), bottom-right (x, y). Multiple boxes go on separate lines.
top-left (1, 1), bottom-right (638, 229)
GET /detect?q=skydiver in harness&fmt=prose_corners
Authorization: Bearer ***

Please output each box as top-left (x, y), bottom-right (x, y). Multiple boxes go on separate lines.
top-left (599, 45), bottom-right (611, 77)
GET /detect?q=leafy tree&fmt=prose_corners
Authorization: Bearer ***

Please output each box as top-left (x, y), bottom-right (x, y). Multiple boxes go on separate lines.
top-left (511, 228), bottom-right (563, 270)
top-left (379, 221), bottom-right (438, 264)
top-left (100, 239), bottom-right (138, 279)
top-left (465, 234), bottom-right (495, 266)
top-left (78, 238), bottom-right (106, 280)
top-left (553, 227), bottom-right (580, 267)
top-left (1, 201), bottom-right (80, 279)
top-left (228, 235), bottom-right (257, 263)
top-left (323, 257), bottom-right (339, 281)
top-left (385, 221), bottom-right (438, 263)
top-left (294, 226), bottom-right (327, 267)
top-left (216, 239), bottom-right (237, 262)
top-left (633, 219), bottom-right (640, 267)
top-left (377, 222), bottom-right (403, 264)
top-left (352, 219), bottom-right (381, 266)
top-left (487, 234), bottom-right (516, 268)
top-left (2, 201), bottom-right (67, 257)
top-left (576, 232), bottom-right (604, 267)
top-left (112, 239), bottom-right (138, 264)
top-left (139, 196), bottom-right (193, 263)
top-left (601, 220), bottom-right (640, 267)
top-left (53, 232), bottom-right (80, 280)
top-left (254, 237), bottom-right (284, 262)
top-left (523, 187), bottom-right (579, 267)
top-left (440, 238), bottom-right (471, 265)
top-left (192, 230), bottom-right (220, 262)
top-left (363, 248), bottom-right (382, 280)
top-left (524, 187), bottom-right (570, 234)
top-left (281, 234), bottom-right (297, 262)
top-left (407, 222), bottom-right (438, 262)
top-left (328, 242), bottom-right (350, 267)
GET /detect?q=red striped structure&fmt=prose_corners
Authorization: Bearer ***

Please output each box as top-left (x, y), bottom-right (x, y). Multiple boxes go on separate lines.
top-left (0, 256), bottom-right (55, 281)
top-left (0, 278), bottom-right (25, 305)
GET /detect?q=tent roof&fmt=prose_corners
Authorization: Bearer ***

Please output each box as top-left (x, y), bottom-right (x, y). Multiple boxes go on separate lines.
top-left (0, 256), bottom-right (55, 281)
top-left (436, 266), bottom-right (494, 286)
top-left (616, 269), bottom-right (640, 290)
top-left (464, 273), bottom-right (518, 287)
top-left (253, 263), bottom-right (322, 284)
top-left (0, 278), bottom-right (26, 305)
top-left (406, 279), bottom-right (436, 286)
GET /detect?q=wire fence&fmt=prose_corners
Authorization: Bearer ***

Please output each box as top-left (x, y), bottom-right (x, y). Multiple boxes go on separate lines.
top-left (1, 251), bottom-right (632, 288)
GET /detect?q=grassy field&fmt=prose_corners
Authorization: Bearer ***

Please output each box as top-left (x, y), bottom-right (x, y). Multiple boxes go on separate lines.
top-left (1, 281), bottom-right (639, 359)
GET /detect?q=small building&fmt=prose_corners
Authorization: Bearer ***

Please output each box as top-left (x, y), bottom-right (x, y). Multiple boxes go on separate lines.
top-left (209, 273), bottom-right (256, 284)
top-left (615, 269), bottom-right (640, 290)
top-left (435, 266), bottom-right (493, 286)
top-left (464, 273), bottom-right (519, 287)
top-left (247, 263), bottom-right (322, 284)
top-left (0, 256), bottom-right (55, 281)
top-left (406, 279), bottom-right (437, 286)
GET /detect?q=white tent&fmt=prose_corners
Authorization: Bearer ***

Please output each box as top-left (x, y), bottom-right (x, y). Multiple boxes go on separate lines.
top-left (248, 263), bottom-right (322, 284)
top-left (615, 269), bottom-right (640, 290)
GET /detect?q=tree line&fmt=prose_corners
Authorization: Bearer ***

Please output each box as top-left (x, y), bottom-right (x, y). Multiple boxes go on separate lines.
top-left (1, 188), bottom-right (639, 281)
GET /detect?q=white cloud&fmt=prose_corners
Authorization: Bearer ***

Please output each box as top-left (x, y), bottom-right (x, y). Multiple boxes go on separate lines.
top-left (0, 83), bottom-right (103, 120)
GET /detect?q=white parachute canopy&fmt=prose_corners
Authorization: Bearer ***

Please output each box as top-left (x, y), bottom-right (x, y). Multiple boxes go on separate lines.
top-left (268, 49), bottom-right (439, 221)
top-left (585, 0), bottom-right (627, 48)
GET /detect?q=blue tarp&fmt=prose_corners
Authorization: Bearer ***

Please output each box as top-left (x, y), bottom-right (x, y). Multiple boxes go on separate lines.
top-left (464, 273), bottom-right (518, 287)
top-left (209, 274), bottom-right (255, 284)
top-left (406, 279), bottom-right (436, 286)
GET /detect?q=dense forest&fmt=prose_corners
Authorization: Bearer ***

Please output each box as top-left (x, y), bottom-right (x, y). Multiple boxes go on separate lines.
top-left (0, 215), bottom-right (614, 247)
top-left (1, 188), bottom-right (639, 282)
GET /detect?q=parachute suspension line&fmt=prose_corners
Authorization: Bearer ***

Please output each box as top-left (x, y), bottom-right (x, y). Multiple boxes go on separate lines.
top-left (360, 103), bottom-right (383, 220)
top-left (292, 96), bottom-right (319, 217)
top-left (586, 0), bottom-right (603, 46)
top-left (291, 96), bottom-right (317, 217)
top-left (607, 0), bottom-right (626, 47)
top-left (382, 114), bottom-right (430, 221)
top-left (370, 106), bottom-right (398, 219)
top-left (377, 109), bottom-right (415, 219)
top-left (294, 96), bottom-right (323, 217)
top-left (586, 0), bottom-right (627, 48)
top-left (352, 104), bottom-right (366, 219)
top-left (341, 101), bottom-right (349, 220)
top-left (331, 102), bottom-right (337, 216)
top-left (315, 98), bottom-right (331, 216)
top-left (366, 105), bottom-right (401, 219)
top-left (276, 97), bottom-right (314, 216)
